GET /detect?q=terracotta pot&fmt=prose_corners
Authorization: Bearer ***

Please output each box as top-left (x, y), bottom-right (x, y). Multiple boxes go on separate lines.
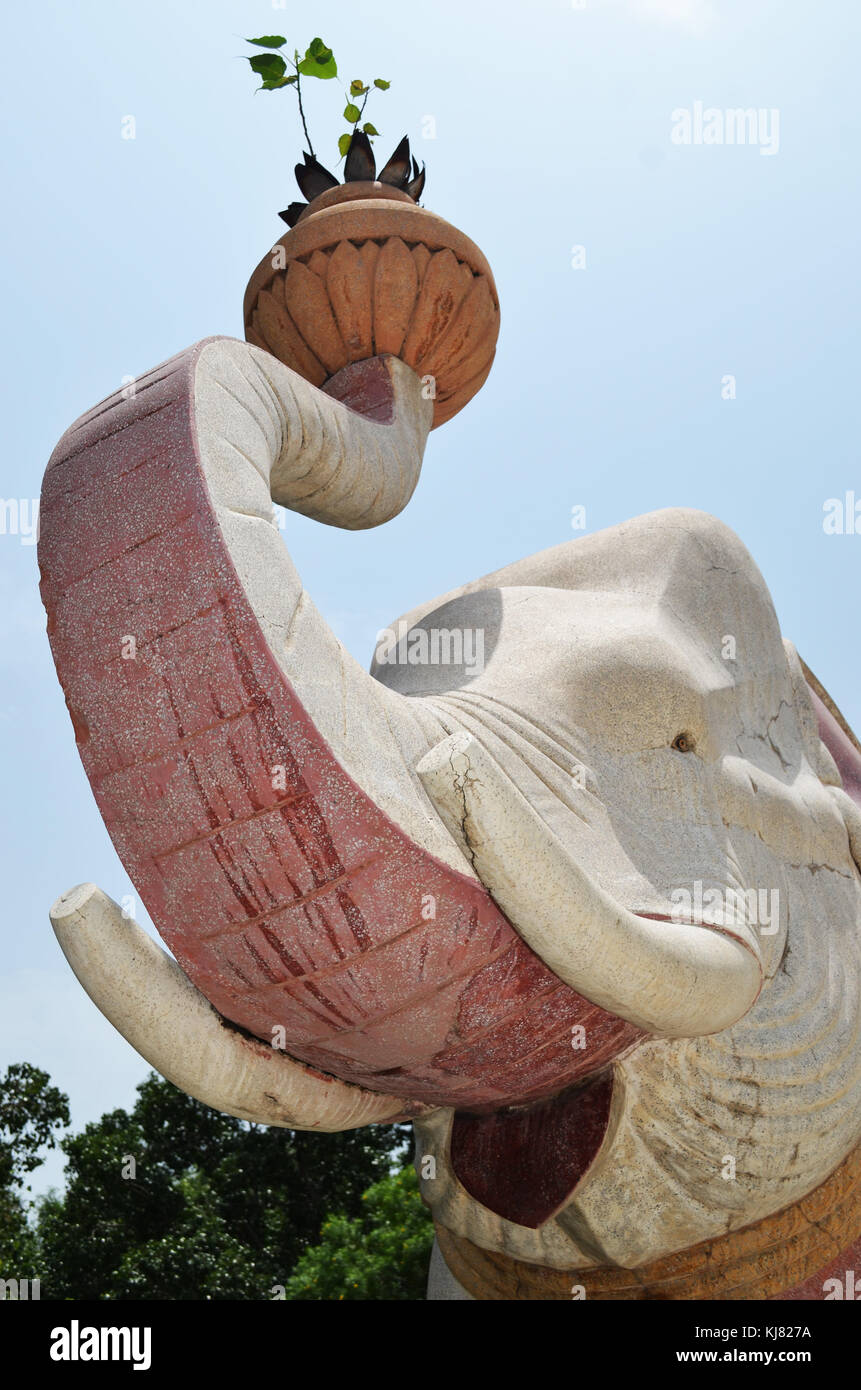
top-left (243, 182), bottom-right (500, 427)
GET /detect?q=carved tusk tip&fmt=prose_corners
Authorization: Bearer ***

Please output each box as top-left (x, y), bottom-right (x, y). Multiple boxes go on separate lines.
top-left (50, 881), bottom-right (103, 925)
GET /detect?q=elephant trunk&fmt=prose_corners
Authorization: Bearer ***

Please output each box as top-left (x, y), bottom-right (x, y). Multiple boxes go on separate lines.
top-left (44, 339), bottom-right (631, 1117)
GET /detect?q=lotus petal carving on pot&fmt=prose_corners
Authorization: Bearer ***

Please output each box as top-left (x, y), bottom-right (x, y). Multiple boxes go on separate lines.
top-left (246, 185), bottom-right (500, 427)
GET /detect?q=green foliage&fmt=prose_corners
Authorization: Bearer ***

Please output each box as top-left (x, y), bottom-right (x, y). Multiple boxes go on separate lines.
top-left (0, 1063), bottom-right (425, 1299)
top-left (297, 38), bottom-right (337, 80)
top-left (245, 35), bottom-right (337, 94)
top-left (336, 77), bottom-right (389, 156)
top-left (0, 1062), bottom-right (70, 1191)
top-left (0, 1063), bottom-right (68, 1287)
top-left (244, 35), bottom-right (390, 161)
top-left (0, 1187), bottom-right (38, 1280)
top-left (35, 1073), bottom-right (410, 1300)
top-left (248, 53), bottom-right (286, 81)
top-left (284, 1166), bottom-right (433, 1301)
top-left (110, 1200), bottom-right (261, 1300)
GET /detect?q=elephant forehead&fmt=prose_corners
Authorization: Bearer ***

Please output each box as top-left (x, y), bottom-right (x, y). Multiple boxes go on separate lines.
top-left (475, 592), bottom-right (735, 726)
top-left (382, 507), bottom-right (781, 648)
top-left (375, 583), bottom-right (785, 718)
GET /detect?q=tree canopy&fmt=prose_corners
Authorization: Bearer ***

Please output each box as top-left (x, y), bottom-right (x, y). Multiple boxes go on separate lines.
top-left (284, 1165), bottom-right (433, 1300)
top-left (0, 1062), bottom-right (70, 1281)
top-left (0, 1067), bottom-right (431, 1299)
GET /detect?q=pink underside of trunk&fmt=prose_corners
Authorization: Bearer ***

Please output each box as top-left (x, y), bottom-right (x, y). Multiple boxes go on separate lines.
top-left (321, 356), bottom-right (397, 423)
top-left (38, 338), bottom-right (641, 1112)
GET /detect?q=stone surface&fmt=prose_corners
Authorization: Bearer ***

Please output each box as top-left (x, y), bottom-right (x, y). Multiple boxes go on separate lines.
top-left (296, 180), bottom-right (415, 222)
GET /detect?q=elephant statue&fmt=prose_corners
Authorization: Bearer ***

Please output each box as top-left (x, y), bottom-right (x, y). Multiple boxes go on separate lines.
top-left (39, 334), bottom-right (861, 1300)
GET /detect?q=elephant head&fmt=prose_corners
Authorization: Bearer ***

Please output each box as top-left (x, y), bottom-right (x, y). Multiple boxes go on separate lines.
top-left (385, 510), bottom-right (861, 1269)
top-left (39, 337), bottom-right (861, 1272)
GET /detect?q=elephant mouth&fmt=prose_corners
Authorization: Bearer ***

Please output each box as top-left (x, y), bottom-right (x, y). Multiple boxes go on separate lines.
top-left (449, 1068), bottom-right (618, 1229)
top-left (447, 904), bottom-right (765, 1229)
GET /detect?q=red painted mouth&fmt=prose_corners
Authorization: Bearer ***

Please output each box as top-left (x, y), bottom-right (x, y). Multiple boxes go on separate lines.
top-left (450, 1069), bottom-right (616, 1228)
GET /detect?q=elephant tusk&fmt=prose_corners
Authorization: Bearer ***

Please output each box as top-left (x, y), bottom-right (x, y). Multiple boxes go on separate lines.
top-left (50, 884), bottom-right (417, 1130)
top-left (417, 733), bottom-right (763, 1038)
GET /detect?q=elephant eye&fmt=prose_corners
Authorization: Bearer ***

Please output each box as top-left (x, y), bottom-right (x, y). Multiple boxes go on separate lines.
top-left (672, 732), bottom-right (695, 753)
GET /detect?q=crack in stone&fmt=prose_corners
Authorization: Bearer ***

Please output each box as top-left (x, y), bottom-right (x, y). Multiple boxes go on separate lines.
top-left (765, 700), bottom-right (792, 772)
top-left (450, 745), bottom-right (479, 873)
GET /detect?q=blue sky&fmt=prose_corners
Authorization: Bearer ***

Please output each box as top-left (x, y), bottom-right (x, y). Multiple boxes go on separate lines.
top-left (1, 0), bottom-right (859, 1195)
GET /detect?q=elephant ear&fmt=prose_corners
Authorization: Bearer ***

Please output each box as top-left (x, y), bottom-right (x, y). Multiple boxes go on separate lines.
top-left (832, 785), bottom-right (861, 875)
top-left (786, 641), bottom-right (861, 873)
top-left (783, 642), bottom-right (843, 786)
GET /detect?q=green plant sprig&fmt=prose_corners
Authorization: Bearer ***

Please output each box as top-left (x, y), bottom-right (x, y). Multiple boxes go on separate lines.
top-left (245, 37), bottom-right (390, 163)
top-left (340, 77), bottom-right (391, 158)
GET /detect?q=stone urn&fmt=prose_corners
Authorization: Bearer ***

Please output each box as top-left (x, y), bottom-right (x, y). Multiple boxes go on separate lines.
top-left (243, 176), bottom-right (500, 428)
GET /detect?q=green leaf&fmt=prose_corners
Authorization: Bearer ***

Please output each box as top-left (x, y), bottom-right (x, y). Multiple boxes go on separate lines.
top-left (343, 103), bottom-right (361, 123)
top-left (248, 53), bottom-right (286, 79)
top-left (260, 76), bottom-right (294, 90)
top-left (362, 122), bottom-right (380, 136)
top-left (298, 55), bottom-right (337, 79)
top-left (338, 132), bottom-right (352, 158)
top-left (246, 36), bottom-right (287, 49)
top-left (349, 79), bottom-right (366, 96)
top-left (373, 79), bottom-right (391, 90)
top-left (298, 37), bottom-right (337, 78)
